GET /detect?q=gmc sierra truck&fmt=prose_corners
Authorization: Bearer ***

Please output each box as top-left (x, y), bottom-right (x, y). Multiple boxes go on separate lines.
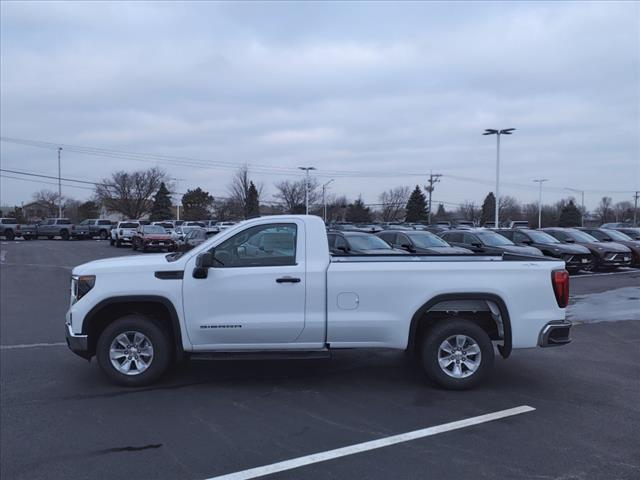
top-left (75, 219), bottom-right (114, 239)
top-left (66, 215), bottom-right (572, 390)
top-left (0, 218), bottom-right (36, 240)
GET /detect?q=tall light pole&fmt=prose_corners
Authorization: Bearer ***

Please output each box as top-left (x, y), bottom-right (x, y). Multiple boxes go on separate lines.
top-left (425, 172), bottom-right (441, 225)
top-left (533, 179), bottom-right (548, 228)
top-left (483, 128), bottom-right (516, 227)
top-left (57, 147), bottom-right (63, 217)
top-left (322, 179), bottom-right (334, 223)
top-left (298, 166), bottom-right (316, 214)
top-left (564, 187), bottom-right (585, 227)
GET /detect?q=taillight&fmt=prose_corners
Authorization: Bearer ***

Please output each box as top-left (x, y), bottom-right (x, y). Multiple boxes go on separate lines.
top-left (16, 224), bottom-right (21, 231)
top-left (551, 269), bottom-right (570, 308)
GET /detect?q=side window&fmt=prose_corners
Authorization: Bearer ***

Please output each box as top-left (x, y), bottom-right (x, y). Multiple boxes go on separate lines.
top-left (513, 231), bottom-right (528, 243)
top-left (335, 236), bottom-right (348, 250)
top-left (550, 231), bottom-right (566, 241)
top-left (212, 223), bottom-right (297, 268)
top-left (500, 230), bottom-right (514, 240)
top-left (463, 233), bottom-right (478, 245)
top-left (397, 234), bottom-right (410, 246)
top-left (327, 234), bottom-right (336, 248)
top-left (442, 232), bottom-right (456, 243)
top-left (379, 233), bottom-right (396, 244)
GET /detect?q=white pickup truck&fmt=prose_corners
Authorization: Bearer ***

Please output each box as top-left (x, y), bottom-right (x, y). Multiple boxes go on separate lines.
top-left (66, 215), bottom-right (571, 389)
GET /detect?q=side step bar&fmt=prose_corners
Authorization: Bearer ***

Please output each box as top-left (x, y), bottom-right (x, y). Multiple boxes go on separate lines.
top-left (189, 349), bottom-right (331, 361)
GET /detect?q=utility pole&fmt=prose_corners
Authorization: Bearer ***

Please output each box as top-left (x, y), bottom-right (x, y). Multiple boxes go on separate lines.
top-left (533, 179), bottom-right (548, 228)
top-left (57, 147), bottom-right (63, 217)
top-left (634, 191), bottom-right (639, 226)
top-left (298, 167), bottom-right (316, 214)
top-left (564, 187), bottom-right (585, 227)
top-left (483, 128), bottom-right (516, 227)
top-left (322, 179), bottom-right (334, 223)
top-left (425, 172), bottom-right (441, 224)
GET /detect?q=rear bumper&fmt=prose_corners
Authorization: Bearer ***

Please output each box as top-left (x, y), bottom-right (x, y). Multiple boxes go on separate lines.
top-left (66, 323), bottom-right (91, 359)
top-left (538, 321), bottom-right (572, 347)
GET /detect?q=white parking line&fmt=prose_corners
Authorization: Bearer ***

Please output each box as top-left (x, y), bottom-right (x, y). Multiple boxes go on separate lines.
top-left (204, 405), bottom-right (536, 480)
top-left (0, 250), bottom-right (6, 263)
top-left (0, 342), bottom-right (67, 350)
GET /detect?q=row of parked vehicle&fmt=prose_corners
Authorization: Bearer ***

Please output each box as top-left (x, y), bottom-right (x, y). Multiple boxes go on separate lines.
top-left (327, 224), bottom-right (640, 272)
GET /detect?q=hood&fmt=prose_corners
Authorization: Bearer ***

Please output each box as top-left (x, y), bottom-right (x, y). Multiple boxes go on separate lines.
top-left (582, 241), bottom-right (631, 253)
top-left (72, 253), bottom-right (171, 275)
top-left (537, 243), bottom-right (591, 255)
top-left (415, 246), bottom-right (473, 254)
top-left (501, 245), bottom-right (544, 256)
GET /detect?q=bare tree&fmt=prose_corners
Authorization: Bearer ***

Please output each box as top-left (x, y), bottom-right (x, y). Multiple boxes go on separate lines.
top-left (595, 196), bottom-right (613, 223)
top-left (273, 178), bottom-right (320, 213)
top-left (228, 166), bottom-right (263, 219)
top-left (379, 186), bottom-right (410, 221)
top-left (95, 167), bottom-right (168, 219)
top-left (613, 201), bottom-right (633, 222)
top-left (456, 200), bottom-right (481, 223)
top-left (498, 195), bottom-right (522, 223)
top-left (32, 190), bottom-right (62, 217)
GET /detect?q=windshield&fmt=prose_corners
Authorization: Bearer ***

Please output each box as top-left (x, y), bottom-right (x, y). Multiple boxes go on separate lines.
top-left (57, 219), bottom-right (71, 224)
top-left (602, 229), bottom-right (632, 241)
top-left (476, 232), bottom-right (515, 246)
top-left (526, 231), bottom-right (560, 244)
top-left (142, 225), bottom-right (166, 234)
top-left (97, 220), bottom-right (112, 225)
top-left (408, 233), bottom-right (449, 248)
top-left (567, 230), bottom-right (599, 242)
top-left (347, 234), bottom-right (392, 250)
top-left (120, 222), bottom-right (138, 228)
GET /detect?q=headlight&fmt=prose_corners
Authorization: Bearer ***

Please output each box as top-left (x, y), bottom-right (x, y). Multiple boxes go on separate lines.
top-left (71, 275), bottom-right (95, 304)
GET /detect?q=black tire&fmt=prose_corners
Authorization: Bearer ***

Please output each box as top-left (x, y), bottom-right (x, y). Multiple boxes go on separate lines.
top-left (60, 230), bottom-right (70, 240)
top-left (142, 243), bottom-right (148, 253)
top-left (47, 236), bottom-right (54, 240)
top-left (99, 230), bottom-right (109, 240)
top-left (23, 235), bottom-right (32, 241)
top-left (96, 315), bottom-right (172, 387)
top-left (5, 230), bottom-right (15, 241)
top-left (117, 239), bottom-right (123, 248)
top-left (131, 239), bottom-right (137, 250)
top-left (110, 238), bottom-right (115, 246)
top-left (420, 319), bottom-right (494, 390)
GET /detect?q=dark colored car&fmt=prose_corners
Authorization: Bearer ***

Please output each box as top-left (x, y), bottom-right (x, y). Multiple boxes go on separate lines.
top-left (353, 224), bottom-right (383, 233)
top-left (178, 228), bottom-right (215, 252)
top-left (542, 228), bottom-right (632, 270)
top-left (439, 229), bottom-right (543, 256)
top-left (578, 228), bottom-right (640, 267)
top-left (377, 230), bottom-right (473, 254)
top-left (495, 228), bottom-right (593, 273)
top-left (132, 225), bottom-right (176, 252)
top-left (327, 231), bottom-right (407, 255)
top-left (612, 227), bottom-right (640, 240)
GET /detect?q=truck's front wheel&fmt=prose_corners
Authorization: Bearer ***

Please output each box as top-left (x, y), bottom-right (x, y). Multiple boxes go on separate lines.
top-left (421, 319), bottom-right (494, 390)
top-left (96, 315), bottom-right (171, 387)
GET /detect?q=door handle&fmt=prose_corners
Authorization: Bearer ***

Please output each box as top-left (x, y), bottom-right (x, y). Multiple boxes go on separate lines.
top-left (276, 276), bottom-right (301, 283)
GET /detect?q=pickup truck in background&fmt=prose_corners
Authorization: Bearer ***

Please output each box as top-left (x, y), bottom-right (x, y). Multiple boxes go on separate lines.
top-left (0, 218), bottom-right (36, 240)
top-left (35, 218), bottom-right (79, 240)
top-left (66, 215), bottom-right (571, 390)
top-left (75, 219), bottom-right (114, 240)
top-left (110, 221), bottom-right (140, 247)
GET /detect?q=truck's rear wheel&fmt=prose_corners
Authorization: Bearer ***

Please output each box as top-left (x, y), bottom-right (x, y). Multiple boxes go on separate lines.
top-left (110, 238), bottom-right (115, 246)
top-left (96, 315), bottom-right (171, 387)
top-left (99, 230), bottom-right (109, 240)
top-left (60, 230), bottom-right (70, 240)
top-left (421, 319), bottom-right (494, 390)
top-left (5, 230), bottom-right (15, 240)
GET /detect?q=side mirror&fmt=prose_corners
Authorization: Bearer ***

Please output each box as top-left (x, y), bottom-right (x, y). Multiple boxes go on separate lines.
top-left (193, 252), bottom-right (213, 279)
top-left (471, 242), bottom-right (482, 248)
top-left (400, 243), bottom-right (415, 252)
top-left (602, 237), bottom-right (612, 242)
top-left (338, 245), bottom-right (350, 253)
top-left (521, 239), bottom-right (533, 245)
top-left (564, 239), bottom-right (575, 243)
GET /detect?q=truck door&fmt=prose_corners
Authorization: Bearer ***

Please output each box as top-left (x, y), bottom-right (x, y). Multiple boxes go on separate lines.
top-left (182, 220), bottom-right (307, 347)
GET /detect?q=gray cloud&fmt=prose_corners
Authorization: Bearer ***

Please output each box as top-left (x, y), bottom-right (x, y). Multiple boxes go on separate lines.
top-left (1, 1), bottom-right (638, 210)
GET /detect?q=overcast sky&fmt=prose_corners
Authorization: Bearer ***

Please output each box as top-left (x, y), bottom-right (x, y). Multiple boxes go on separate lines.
top-left (1, 0), bottom-right (639, 211)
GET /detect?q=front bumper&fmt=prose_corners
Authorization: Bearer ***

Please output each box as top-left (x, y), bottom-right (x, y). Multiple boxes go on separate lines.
top-left (66, 323), bottom-right (91, 359)
top-left (538, 321), bottom-right (572, 347)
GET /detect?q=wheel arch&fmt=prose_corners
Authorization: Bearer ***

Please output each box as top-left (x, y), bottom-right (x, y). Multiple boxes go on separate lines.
top-left (82, 295), bottom-right (184, 360)
top-left (408, 293), bottom-right (512, 358)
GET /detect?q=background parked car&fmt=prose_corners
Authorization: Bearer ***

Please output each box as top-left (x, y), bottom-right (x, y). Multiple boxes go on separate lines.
top-left (611, 227), bottom-right (640, 240)
top-left (110, 221), bottom-right (139, 247)
top-left (542, 228), bottom-right (632, 270)
top-left (508, 221), bottom-right (529, 229)
top-left (327, 231), bottom-right (407, 255)
top-left (600, 222), bottom-right (632, 229)
top-left (495, 228), bottom-right (593, 273)
top-left (215, 221), bottom-right (236, 231)
top-left (378, 230), bottom-right (473, 254)
top-left (152, 221), bottom-right (175, 234)
top-left (177, 228), bottom-right (215, 252)
top-left (172, 225), bottom-right (205, 244)
top-left (132, 225), bottom-right (175, 252)
top-left (578, 228), bottom-right (640, 267)
top-left (75, 219), bottom-right (113, 239)
top-left (35, 218), bottom-right (78, 240)
top-left (201, 220), bottom-right (220, 235)
top-left (0, 218), bottom-right (35, 240)
top-left (439, 229), bottom-right (543, 256)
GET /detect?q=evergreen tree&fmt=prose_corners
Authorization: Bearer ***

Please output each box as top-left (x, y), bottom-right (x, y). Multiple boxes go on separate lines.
top-left (345, 196), bottom-right (371, 223)
top-left (405, 185), bottom-right (427, 222)
top-left (150, 182), bottom-right (173, 221)
top-left (558, 200), bottom-right (582, 227)
top-left (182, 187), bottom-right (214, 220)
top-left (434, 203), bottom-right (447, 221)
top-left (246, 181), bottom-right (260, 218)
top-left (480, 192), bottom-right (496, 226)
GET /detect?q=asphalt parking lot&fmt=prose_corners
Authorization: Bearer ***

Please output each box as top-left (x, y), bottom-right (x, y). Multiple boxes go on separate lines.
top-left (1, 239), bottom-right (639, 480)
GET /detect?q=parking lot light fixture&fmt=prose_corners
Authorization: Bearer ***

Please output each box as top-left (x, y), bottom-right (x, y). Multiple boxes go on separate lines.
top-left (533, 179), bottom-right (549, 228)
top-left (57, 147), bottom-right (63, 217)
top-left (298, 166), bottom-right (316, 214)
top-left (483, 128), bottom-right (516, 227)
top-left (322, 179), bottom-right (334, 223)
